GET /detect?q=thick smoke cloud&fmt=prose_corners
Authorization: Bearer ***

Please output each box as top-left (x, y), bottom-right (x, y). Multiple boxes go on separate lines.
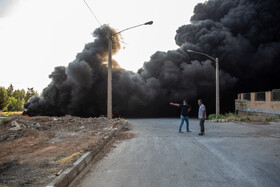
top-left (24, 0), bottom-right (280, 117)
top-left (176, 0), bottom-right (280, 92)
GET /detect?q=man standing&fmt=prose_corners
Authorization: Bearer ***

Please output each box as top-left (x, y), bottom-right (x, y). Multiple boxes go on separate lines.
top-left (198, 99), bottom-right (206, 136)
top-left (170, 100), bottom-right (191, 133)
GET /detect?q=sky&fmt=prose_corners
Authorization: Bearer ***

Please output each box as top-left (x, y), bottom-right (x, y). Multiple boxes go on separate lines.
top-left (0, 0), bottom-right (205, 93)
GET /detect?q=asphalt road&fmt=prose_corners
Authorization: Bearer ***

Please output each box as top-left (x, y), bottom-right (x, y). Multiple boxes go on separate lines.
top-left (74, 118), bottom-right (280, 187)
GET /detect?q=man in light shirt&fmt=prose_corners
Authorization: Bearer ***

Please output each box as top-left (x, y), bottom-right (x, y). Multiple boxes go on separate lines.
top-left (198, 99), bottom-right (206, 136)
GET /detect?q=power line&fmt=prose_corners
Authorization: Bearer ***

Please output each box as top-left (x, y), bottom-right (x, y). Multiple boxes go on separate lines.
top-left (83, 0), bottom-right (103, 29)
top-left (82, 0), bottom-right (127, 46)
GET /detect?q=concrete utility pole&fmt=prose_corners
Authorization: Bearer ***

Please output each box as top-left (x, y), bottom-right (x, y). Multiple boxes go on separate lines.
top-left (215, 57), bottom-right (220, 118)
top-left (107, 21), bottom-right (153, 119)
top-left (107, 35), bottom-right (113, 119)
top-left (187, 49), bottom-right (220, 119)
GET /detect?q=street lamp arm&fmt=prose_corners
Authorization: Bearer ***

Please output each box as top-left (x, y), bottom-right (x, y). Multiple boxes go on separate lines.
top-left (112, 21), bottom-right (153, 36)
top-left (187, 49), bottom-right (220, 118)
top-left (187, 50), bottom-right (216, 61)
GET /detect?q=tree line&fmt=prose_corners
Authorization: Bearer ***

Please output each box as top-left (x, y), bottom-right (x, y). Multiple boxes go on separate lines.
top-left (0, 84), bottom-right (38, 111)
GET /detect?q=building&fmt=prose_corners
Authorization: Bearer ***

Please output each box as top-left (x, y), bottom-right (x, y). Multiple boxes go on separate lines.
top-left (236, 89), bottom-right (280, 115)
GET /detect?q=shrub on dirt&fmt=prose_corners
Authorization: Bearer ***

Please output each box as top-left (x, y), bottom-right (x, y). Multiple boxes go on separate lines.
top-left (1, 117), bottom-right (10, 124)
top-left (265, 116), bottom-right (277, 122)
top-left (226, 115), bottom-right (239, 121)
top-left (208, 114), bottom-right (216, 120)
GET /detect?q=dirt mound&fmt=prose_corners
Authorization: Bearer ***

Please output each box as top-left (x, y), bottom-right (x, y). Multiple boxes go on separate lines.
top-left (0, 115), bottom-right (126, 186)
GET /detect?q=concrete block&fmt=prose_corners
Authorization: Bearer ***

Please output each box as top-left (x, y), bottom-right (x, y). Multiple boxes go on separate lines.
top-left (96, 140), bottom-right (106, 153)
top-left (72, 156), bottom-right (86, 173)
top-left (63, 167), bottom-right (78, 184)
top-left (91, 131), bottom-right (114, 158)
top-left (52, 173), bottom-right (69, 187)
top-left (91, 147), bottom-right (100, 158)
top-left (82, 152), bottom-right (93, 165)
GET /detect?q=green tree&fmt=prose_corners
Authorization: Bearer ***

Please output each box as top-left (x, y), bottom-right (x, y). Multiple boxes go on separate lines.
top-left (12, 89), bottom-right (26, 100)
top-left (25, 87), bottom-right (38, 101)
top-left (0, 87), bottom-right (10, 110)
top-left (7, 97), bottom-right (17, 111)
top-left (7, 97), bottom-right (25, 111)
top-left (7, 84), bottom-right (14, 97)
top-left (17, 98), bottom-right (25, 111)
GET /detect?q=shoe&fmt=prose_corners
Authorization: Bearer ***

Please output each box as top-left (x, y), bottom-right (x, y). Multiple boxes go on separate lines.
top-left (187, 130), bottom-right (192, 132)
top-left (178, 131), bottom-right (184, 133)
top-left (198, 132), bottom-right (205, 136)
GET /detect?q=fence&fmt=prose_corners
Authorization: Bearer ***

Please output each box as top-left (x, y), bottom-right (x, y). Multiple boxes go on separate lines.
top-left (244, 93), bottom-right (251, 101)
top-left (255, 92), bottom-right (265, 101)
top-left (237, 89), bottom-right (280, 115)
top-left (272, 89), bottom-right (280, 101)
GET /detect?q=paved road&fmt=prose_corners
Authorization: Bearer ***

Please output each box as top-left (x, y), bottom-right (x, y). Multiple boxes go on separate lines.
top-left (75, 118), bottom-right (280, 187)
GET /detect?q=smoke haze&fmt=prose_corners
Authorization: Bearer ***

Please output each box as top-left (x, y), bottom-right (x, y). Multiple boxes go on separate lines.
top-left (24, 0), bottom-right (280, 117)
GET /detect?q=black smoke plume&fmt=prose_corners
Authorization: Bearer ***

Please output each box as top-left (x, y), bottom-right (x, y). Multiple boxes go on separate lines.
top-left (24, 0), bottom-right (280, 117)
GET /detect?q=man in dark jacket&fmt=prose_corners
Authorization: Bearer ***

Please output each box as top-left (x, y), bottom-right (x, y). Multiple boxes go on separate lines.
top-left (170, 100), bottom-right (191, 133)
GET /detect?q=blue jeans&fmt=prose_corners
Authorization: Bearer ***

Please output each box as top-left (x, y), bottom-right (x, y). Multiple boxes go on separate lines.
top-left (179, 115), bottom-right (189, 132)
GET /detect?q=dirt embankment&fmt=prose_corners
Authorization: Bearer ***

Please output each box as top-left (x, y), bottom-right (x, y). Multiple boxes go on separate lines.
top-left (0, 115), bottom-right (128, 186)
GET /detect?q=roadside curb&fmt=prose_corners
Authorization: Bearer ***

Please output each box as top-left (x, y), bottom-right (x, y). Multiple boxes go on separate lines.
top-left (46, 120), bottom-right (128, 187)
top-left (207, 119), bottom-right (229, 123)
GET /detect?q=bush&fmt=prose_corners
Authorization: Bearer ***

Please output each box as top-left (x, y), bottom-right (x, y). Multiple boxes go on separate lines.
top-left (218, 114), bottom-right (226, 119)
top-left (1, 117), bottom-right (10, 124)
top-left (208, 113), bottom-right (259, 122)
top-left (226, 115), bottom-right (238, 121)
top-left (235, 114), bottom-right (242, 118)
top-left (240, 116), bottom-right (247, 122)
top-left (209, 113), bottom-right (237, 120)
top-left (208, 114), bottom-right (216, 120)
top-left (265, 116), bottom-right (277, 122)
top-left (224, 113), bottom-right (235, 117)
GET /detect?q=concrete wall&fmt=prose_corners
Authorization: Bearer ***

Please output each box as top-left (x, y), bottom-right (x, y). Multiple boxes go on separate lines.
top-left (237, 90), bottom-right (280, 115)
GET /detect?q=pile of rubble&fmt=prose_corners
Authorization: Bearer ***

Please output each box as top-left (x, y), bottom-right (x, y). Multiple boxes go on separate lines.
top-left (0, 115), bottom-right (123, 143)
top-left (0, 114), bottom-right (126, 186)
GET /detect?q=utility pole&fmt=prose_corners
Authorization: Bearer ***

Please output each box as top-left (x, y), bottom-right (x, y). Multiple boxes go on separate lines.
top-left (216, 57), bottom-right (220, 118)
top-left (187, 49), bottom-right (220, 119)
top-left (107, 21), bottom-right (153, 119)
top-left (107, 34), bottom-right (112, 119)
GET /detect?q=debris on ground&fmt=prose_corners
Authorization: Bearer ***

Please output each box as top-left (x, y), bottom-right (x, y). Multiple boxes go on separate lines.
top-left (0, 115), bottom-right (127, 186)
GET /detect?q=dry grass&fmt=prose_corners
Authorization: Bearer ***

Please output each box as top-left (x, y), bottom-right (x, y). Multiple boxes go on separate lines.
top-left (209, 113), bottom-right (279, 122)
top-left (48, 167), bottom-right (59, 174)
top-left (226, 115), bottom-right (240, 121)
top-left (54, 152), bottom-right (82, 165)
top-left (0, 111), bottom-right (22, 117)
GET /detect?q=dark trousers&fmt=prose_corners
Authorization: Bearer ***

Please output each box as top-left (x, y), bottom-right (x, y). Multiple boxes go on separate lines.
top-left (199, 119), bottom-right (205, 133)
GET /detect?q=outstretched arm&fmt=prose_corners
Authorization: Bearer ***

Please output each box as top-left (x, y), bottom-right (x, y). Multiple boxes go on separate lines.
top-left (170, 102), bottom-right (180, 107)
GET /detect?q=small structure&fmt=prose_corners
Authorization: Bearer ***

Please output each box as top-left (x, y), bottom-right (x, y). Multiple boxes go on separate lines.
top-left (236, 89), bottom-right (280, 115)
